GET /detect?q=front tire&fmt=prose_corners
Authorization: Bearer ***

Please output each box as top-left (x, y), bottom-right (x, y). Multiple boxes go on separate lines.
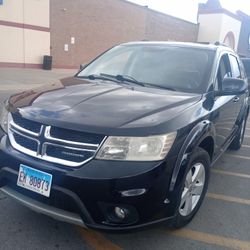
top-left (173, 147), bottom-right (210, 228)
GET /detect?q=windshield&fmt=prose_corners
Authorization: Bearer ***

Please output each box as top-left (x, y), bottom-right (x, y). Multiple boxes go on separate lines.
top-left (77, 44), bottom-right (215, 93)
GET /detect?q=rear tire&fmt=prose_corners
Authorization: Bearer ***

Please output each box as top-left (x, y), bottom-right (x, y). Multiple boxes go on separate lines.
top-left (172, 147), bottom-right (210, 228)
top-left (229, 116), bottom-right (247, 150)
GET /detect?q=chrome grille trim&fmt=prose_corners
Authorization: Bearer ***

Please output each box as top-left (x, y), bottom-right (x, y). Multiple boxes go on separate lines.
top-left (9, 126), bottom-right (40, 146)
top-left (8, 128), bottom-right (40, 158)
top-left (8, 114), bottom-right (106, 167)
top-left (44, 126), bottom-right (99, 148)
top-left (9, 119), bottom-right (42, 137)
top-left (42, 142), bottom-right (96, 154)
top-left (42, 142), bottom-right (97, 167)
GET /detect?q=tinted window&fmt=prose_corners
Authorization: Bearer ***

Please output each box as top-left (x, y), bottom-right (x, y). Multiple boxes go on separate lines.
top-left (78, 44), bottom-right (215, 94)
top-left (215, 54), bottom-right (232, 90)
top-left (242, 59), bottom-right (250, 77)
top-left (229, 55), bottom-right (241, 78)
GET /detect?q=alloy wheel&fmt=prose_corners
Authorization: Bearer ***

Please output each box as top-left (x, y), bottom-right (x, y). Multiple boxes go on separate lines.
top-left (179, 163), bottom-right (206, 217)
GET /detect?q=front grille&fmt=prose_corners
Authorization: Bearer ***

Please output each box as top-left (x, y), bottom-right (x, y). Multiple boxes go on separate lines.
top-left (8, 113), bottom-right (106, 167)
top-left (13, 132), bottom-right (38, 152)
top-left (45, 144), bottom-right (95, 163)
top-left (12, 113), bottom-right (41, 134)
top-left (50, 127), bottom-right (103, 145)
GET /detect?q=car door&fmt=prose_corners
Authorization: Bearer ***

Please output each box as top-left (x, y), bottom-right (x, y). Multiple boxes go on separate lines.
top-left (212, 53), bottom-right (238, 155)
top-left (242, 59), bottom-right (250, 92)
top-left (228, 54), bottom-right (245, 115)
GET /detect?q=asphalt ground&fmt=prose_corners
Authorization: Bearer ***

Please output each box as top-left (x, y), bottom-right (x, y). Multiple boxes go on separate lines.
top-left (0, 68), bottom-right (250, 250)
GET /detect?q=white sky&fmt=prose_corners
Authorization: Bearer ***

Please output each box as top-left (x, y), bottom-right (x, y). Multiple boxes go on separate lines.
top-left (128, 0), bottom-right (250, 23)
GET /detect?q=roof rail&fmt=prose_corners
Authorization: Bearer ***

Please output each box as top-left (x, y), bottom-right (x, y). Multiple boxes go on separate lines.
top-left (214, 41), bottom-right (229, 47)
top-left (196, 42), bottom-right (210, 45)
top-left (196, 41), bottom-right (230, 48)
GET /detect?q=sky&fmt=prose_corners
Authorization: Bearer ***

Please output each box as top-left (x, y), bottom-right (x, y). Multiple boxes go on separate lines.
top-left (128, 0), bottom-right (250, 23)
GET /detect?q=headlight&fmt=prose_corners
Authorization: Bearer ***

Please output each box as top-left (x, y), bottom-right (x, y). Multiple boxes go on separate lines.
top-left (0, 103), bottom-right (9, 133)
top-left (96, 132), bottom-right (176, 161)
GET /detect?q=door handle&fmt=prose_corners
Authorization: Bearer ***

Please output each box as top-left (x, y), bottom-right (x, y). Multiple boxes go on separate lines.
top-left (233, 97), bottom-right (240, 103)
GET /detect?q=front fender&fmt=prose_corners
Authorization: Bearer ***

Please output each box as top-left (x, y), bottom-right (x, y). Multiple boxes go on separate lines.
top-left (169, 120), bottom-right (215, 192)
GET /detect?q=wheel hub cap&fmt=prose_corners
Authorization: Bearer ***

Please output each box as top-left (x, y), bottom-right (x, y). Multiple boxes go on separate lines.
top-left (179, 163), bottom-right (206, 216)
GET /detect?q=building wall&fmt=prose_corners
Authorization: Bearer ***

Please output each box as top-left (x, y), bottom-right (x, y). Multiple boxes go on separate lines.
top-left (0, 0), bottom-right (50, 68)
top-left (0, 26), bottom-right (24, 64)
top-left (198, 10), bottom-right (242, 51)
top-left (24, 29), bottom-right (50, 64)
top-left (146, 10), bottom-right (198, 42)
top-left (50, 0), bottom-right (147, 68)
top-left (1, 0), bottom-right (250, 69)
top-left (0, 0), bottom-right (24, 23)
top-left (24, 0), bottom-right (50, 27)
top-left (50, 0), bottom-right (198, 68)
top-left (197, 14), bottom-right (223, 43)
top-left (219, 14), bottom-right (241, 49)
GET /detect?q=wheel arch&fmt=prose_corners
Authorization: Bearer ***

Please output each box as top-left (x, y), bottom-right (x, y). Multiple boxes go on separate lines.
top-left (169, 120), bottom-right (215, 192)
top-left (198, 136), bottom-right (214, 161)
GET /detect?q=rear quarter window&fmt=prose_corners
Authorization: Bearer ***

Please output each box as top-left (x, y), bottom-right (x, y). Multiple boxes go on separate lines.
top-left (229, 55), bottom-right (241, 78)
top-left (242, 59), bottom-right (250, 77)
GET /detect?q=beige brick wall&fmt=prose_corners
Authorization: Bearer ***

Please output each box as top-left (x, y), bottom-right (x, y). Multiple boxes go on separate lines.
top-left (0, 26), bottom-right (24, 63)
top-left (50, 0), bottom-right (198, 68)
top-left (0, 0), bottom-right (50, 66)
top-left (0, 0), bottom-right (49, 27)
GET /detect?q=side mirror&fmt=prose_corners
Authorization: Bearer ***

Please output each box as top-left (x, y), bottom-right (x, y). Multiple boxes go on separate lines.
top-left (216, 78), bottom-right (248, 96)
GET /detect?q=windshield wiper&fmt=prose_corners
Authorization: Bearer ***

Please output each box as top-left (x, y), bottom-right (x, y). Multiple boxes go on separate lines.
top-left (78, 73), bottom-right (145, 87)
top-left (77, 74), bottom-right (119, 83)
top-left (78, 73), bottom-right (176, 91)
top-left (98, 73), bottom-right (145, 87)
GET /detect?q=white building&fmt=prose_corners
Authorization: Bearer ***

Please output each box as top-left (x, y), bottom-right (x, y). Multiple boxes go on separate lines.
top-left (197, 0), bottom-right (242, 50)
top-left (0, 0), bottom-right (50, 68)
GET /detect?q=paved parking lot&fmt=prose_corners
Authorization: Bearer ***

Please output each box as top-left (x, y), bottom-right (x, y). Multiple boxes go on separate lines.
top-left (0, 68), bottom-right (250, 250)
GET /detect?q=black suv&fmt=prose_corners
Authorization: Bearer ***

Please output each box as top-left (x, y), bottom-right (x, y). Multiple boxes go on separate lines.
top-left (0, 42), bottom-right (249, 231)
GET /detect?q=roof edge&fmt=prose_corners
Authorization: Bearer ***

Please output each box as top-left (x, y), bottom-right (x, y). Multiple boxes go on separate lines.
top-left (198, 8), bottom-right (242, 21)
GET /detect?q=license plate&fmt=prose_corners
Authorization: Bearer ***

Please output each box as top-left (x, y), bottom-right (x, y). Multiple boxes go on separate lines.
top-left (17, 164), bottom-right (53, 197)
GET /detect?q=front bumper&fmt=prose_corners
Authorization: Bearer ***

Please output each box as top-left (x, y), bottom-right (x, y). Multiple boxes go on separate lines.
top-left (0, 183), bottom-right (175, 231)
top-left (1, 185), bottom-right (86, 227)
top-left (0, 132), bottom-right (179, 231)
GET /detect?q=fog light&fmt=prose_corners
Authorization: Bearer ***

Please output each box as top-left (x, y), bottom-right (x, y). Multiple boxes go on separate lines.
top-left (99, 202), bottom-right (139, 224)
top-left (114, 207), bottom-right (126, 219)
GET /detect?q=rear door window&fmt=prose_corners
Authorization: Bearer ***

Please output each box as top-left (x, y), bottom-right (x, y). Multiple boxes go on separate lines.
top-left (242, 59), bottom-right (250, 77)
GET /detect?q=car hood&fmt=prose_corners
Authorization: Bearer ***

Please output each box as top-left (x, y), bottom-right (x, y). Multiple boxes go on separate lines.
top-left (9, 77), bottom-right (202, 135)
